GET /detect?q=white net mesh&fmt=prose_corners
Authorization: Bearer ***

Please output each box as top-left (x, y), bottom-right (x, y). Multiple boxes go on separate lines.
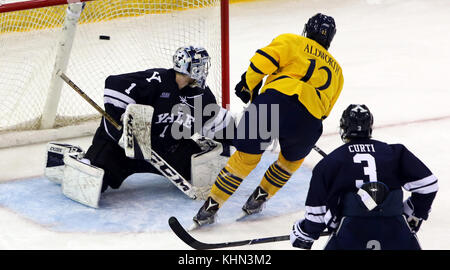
top-left (0, 0), bottom-right (223, 132)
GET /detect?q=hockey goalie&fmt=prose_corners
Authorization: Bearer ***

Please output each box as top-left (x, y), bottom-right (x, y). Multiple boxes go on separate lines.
top-left (44, 46), bottom-right (235, 208)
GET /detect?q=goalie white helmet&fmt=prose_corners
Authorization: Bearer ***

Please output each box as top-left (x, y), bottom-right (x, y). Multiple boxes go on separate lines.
top-left (173, 46), bottom-right (210, 89)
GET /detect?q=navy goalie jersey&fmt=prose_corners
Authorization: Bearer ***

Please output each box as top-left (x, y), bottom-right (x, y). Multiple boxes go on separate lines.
top-left (302, 138), bottom-right (438, 239)
top-left (99, 68), bottom-right (233, 157)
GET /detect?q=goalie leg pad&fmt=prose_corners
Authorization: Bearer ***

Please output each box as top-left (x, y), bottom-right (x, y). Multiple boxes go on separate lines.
top-left (44, 142), bottom-right (84, 184)
top-left (190, 140), bottom-right (231, 200)
top-left (62, 154), bottom-right (104, 208)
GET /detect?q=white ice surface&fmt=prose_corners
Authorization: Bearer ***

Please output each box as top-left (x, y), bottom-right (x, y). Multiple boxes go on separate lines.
top-left (0, 0), bottom-right (449, 250)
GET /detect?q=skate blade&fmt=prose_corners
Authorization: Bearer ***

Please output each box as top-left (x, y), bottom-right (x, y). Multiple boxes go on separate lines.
top-left (236, 210), bottom-right (250, 221)
top-left (188, 218), bottom-right (217, 231)
top-left (188, 222), bottom-right (200, 231)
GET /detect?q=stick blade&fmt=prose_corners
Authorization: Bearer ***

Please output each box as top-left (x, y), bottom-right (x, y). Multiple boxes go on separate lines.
top-left (168, 216), bottom-right (209, 250)
top-left (168, 216), bottom-right (298, 250)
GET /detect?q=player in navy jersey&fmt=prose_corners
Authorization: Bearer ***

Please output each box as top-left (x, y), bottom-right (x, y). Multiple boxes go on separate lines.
top-left (83, 46), bottom-right (234, 192)
top-left (290, 104), bottom-right (438, 250)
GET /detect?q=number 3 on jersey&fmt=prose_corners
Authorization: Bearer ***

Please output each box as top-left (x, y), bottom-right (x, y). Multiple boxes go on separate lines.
top-left (353, 153), bottom-right (378, 188)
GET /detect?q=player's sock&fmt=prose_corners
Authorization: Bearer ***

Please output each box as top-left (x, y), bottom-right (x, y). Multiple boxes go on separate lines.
top-left (208, 151), bottom-right (262, 205)
top-left (193, 151), bottom-right (262, 225)
top-left (260, 153), bottom-right (304, 196)
top-left (209, 168), bottom-right (244, 204)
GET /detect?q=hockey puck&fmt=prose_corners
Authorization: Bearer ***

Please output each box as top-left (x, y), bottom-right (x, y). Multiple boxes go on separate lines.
top-left (99, 35), bottom-right (110, 40)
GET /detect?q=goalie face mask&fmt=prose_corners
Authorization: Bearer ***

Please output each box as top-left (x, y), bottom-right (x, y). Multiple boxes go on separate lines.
top-left (173, 46), bottom-right (211, 89)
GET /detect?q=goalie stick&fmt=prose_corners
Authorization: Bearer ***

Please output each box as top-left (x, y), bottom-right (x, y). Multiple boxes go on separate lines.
top-left (59, 71), bottom-right (198, 200)
top-left (169, 216), bottom-right (330, 250)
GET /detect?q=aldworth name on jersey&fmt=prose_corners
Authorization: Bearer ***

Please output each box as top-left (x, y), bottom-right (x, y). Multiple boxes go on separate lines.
top-left (245, 33), bottom-right (344, 120)
top-left (302, 138), bottom-right (438, 239)
top-left (100, 68), bottom-right (232, 157)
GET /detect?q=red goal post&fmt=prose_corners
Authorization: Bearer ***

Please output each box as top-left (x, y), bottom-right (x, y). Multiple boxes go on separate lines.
top-left (0, 0), bottom-right (230, 146)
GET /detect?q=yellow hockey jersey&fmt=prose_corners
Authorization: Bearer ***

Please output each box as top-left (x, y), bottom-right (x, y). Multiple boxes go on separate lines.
top-left (245, 33), bottom-right (344, 120)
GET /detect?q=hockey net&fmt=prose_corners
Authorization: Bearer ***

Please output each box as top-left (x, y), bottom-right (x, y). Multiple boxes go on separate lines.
top-left (0, 0), bottom-right (229, 147)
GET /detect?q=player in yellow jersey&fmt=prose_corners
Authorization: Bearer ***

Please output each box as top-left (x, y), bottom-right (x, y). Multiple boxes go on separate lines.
top-left (193, 13), bottom-right (344, 227)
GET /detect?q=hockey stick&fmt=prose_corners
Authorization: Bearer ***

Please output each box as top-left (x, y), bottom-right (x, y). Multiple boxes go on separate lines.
top-left (59, 72), bottom-right (122, 131)
top-left (169, 145), bottom-right (329, 249)
top-left (169, 216), bottom-right (330, 250)
top-left (313, 145), bottom-right (327, 158)
top-left (59, 71), bottom-right (198, 200)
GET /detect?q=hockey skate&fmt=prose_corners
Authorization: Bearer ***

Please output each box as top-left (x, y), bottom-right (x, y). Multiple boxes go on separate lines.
top-left (191, 197), bottom-right (220, 230)
top-left (240, 186), bottom-right (269, 217)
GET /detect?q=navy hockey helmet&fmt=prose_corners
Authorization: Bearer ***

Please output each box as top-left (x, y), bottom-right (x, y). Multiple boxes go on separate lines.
top-left (339, 104), bottom-right (374, 142)
top-left (173, 46), bottom-right (210, 89)
top-left (302, 13), bottom-right (336, 50)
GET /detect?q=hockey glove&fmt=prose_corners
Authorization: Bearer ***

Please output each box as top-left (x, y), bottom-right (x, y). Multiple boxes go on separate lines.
top-left (405, 214), bottom-right (423, 233)
top-left (403, 197), bottom-right (423, 233)
top-left (290, 219), bottom-right (314, 250)
top-left (234, 72), bottom-right (262, 104)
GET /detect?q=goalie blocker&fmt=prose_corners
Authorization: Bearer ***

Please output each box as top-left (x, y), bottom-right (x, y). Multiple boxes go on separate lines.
top-left (44, 104), bottom-right (230, 208)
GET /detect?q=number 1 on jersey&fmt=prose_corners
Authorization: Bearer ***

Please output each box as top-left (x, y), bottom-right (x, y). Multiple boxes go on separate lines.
top-left (160, 125), bottom-right (169, 138)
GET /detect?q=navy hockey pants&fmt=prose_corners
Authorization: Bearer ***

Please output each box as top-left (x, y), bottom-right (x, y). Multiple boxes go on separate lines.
top-left (324, 216), bottom-right (421, 250)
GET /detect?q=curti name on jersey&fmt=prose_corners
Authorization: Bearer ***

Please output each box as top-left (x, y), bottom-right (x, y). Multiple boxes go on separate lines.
top-left (348, 144), bottom-right (375, 153)
top-left (304, 44), bottom-right (340, 75)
